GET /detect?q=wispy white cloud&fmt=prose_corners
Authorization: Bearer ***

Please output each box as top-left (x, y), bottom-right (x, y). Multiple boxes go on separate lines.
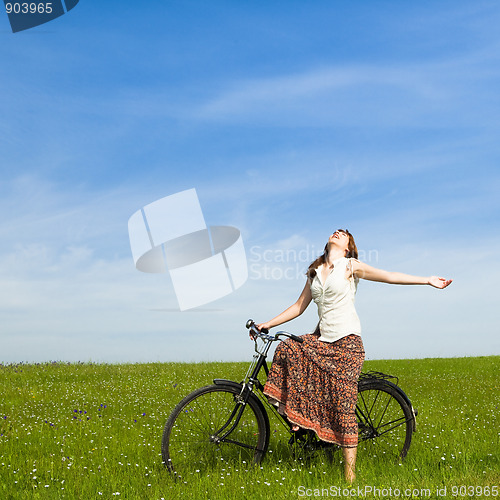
top-left (4, 44), bottom-right (498, 145)
top-left (192, 52), bottom-right (500, 127)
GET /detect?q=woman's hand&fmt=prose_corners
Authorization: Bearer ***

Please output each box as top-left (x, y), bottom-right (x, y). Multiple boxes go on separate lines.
top-left (256, 322), bottom-right (271, 332)
top-left (248, 322), bottom-right (270, 340)
top-left (428, 276), bottom-right (453, 289)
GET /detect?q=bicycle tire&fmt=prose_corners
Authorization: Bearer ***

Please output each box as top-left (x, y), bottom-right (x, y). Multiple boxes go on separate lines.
top-left (162, 383), bottom-right (269, 478)
top-left (356, 378), bottom-right (414, 460)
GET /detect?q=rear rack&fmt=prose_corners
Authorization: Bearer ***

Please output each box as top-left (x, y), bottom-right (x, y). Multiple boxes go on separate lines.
top-left (359, 370), bottom-right (399, 385)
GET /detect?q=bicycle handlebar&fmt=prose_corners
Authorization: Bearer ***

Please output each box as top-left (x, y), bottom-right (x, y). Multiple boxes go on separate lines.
top-left (246, 319), bottom-right (304, 343)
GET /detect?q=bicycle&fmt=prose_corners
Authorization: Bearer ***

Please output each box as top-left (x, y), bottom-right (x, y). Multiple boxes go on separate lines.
top-left (161, 320), bottom-right (417, 478)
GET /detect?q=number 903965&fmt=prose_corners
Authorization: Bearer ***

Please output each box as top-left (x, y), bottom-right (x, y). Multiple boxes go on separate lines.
top-left (5, 3), bottom-right (53, 14)
top-left (451, 485), bottom-right (498, 497)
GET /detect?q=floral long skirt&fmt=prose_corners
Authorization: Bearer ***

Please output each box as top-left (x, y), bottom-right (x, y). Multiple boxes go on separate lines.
top-left (263, 332), bottom-right (365, 447)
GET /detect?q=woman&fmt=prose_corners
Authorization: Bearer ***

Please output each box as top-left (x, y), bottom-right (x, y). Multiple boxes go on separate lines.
top-left (257, 229), bottom-right (452, 484)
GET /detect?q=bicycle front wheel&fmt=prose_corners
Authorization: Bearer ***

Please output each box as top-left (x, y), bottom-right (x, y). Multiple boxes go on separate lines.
top-left (162, 384), bottom-right (269, 478)
top-left (356, 379), bottom-right (414, 460)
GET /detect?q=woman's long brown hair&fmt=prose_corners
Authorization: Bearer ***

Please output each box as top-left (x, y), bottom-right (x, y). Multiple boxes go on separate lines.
top-left (306, 229), bottom-right (358, 279)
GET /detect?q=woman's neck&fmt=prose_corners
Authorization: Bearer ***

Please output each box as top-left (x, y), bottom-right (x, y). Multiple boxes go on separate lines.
top-left (325, 249), bottom-right (345, 267)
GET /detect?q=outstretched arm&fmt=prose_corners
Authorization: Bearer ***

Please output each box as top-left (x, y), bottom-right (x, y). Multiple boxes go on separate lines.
top-left (257, 280), bottom-right (312, 330)
top-left (351, 260), bottom-right (452, 289)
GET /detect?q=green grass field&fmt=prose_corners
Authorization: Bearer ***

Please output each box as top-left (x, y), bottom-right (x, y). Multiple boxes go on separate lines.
top-left (1, 356), bottom-right (498, 499)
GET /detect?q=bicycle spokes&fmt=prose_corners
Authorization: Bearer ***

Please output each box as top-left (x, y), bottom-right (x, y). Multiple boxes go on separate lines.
top-left (356, 383), bottom-right (413, 460)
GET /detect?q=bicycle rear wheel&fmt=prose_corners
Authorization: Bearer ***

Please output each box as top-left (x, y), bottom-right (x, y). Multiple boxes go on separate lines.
top-left (356, 379), bottom-right (414, 460)
top-left (162, 384), bottom-right (269, 478)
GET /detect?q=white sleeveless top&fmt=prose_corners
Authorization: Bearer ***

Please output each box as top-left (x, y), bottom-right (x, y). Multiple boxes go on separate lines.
top-left (309, 257), bottom-right (361, 343)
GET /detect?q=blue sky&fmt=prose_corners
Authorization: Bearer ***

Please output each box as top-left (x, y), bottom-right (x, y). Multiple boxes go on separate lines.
top-left (1, 1), bottom-right (499, 363)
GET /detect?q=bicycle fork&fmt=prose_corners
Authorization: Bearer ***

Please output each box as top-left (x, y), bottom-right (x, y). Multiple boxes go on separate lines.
top-left (210, 382), bottom-right (260, 452)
